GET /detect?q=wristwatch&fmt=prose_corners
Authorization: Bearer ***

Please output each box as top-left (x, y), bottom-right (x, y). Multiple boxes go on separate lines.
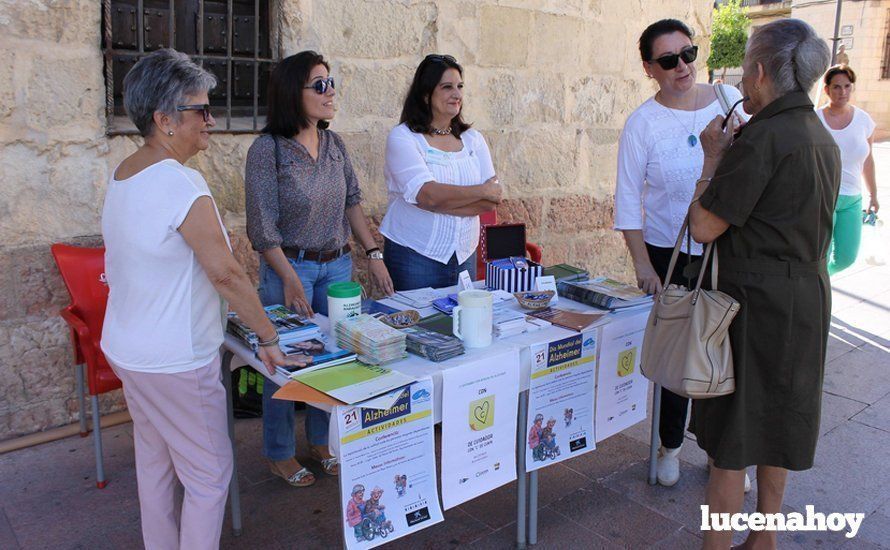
top-left (366, 248), bottom-right (384, 261)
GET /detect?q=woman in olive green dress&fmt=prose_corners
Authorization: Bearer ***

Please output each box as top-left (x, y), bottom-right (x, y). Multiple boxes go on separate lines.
top-left (687, 19), bottom-right (839, 550)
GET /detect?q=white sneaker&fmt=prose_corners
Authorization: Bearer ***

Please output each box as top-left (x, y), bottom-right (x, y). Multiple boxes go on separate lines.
top-left (744, 472), bottom-right (752, 493)
top-left (656, 446), bottom-right (681, 487)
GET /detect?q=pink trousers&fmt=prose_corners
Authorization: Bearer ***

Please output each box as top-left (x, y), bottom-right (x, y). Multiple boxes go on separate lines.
top-left (112, 355), bottom-right (233, 550)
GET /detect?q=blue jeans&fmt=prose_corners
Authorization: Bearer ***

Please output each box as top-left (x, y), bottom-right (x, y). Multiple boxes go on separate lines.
top-left (383, 237), bottom-right (476, 291)
top-left (258, 253), bottom-right (353, 459)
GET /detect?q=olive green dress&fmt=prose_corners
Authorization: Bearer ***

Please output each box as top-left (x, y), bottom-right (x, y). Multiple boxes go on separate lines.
top-left (689, 92), bottom-right (841, 471)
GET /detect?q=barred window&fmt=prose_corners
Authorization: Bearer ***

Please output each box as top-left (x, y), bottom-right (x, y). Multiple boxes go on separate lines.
top-left (102, 0), bottom-right (279, 134)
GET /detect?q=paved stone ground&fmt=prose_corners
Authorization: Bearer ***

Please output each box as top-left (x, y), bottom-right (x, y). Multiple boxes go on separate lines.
top-left (1, 143), bottom-right (888, 549)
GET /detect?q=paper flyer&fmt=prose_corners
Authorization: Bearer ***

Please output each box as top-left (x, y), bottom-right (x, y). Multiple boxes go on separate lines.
top-left (525, 331), bottom-right (598, 471)
top-left (336, 378), bottom-right (443, 549)
top-left (293, 360), bottom-right (415, 405)
top-left (440, 351), bottom-right (520, 509)
top-left (595, 310), bottom-right (649, 442)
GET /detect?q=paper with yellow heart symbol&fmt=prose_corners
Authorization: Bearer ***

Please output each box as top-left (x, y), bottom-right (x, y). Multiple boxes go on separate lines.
top-left (617, 347), bottom-right (636, 377)
top-left (469, 395), bottom-right (495, 431)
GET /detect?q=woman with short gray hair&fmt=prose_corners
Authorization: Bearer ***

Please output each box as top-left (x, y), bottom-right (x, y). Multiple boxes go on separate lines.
top-left (102, 49), bottom-right (303, 549)
top-left (685, 20), bottom-right (839, 549)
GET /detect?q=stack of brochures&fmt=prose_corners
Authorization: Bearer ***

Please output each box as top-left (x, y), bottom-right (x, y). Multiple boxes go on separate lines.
top-left (557, 277), bottom-right (652, 310)
top-left (227, 304), bottom-right (322, 351)
top-left (401, 326), bottom-right (465, 362)
top-left (390, 287), bottom-right (444, 309)
top-left (335, 314), bottom-right (407, 365)
top-left (492, 303), bottom-right (528, 338)
top-left (274, 338), bottom-right (357, 378)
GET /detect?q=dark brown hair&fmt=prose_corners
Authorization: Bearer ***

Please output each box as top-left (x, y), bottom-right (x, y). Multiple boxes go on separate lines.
top-left (824, 64), bottom-right (856, 87)
top-left (263, 51), bottom-right (330, 137)
top-left (639, 19), bottom-right (694, 62)
top-left (400, 54), bottom-right (471, 137)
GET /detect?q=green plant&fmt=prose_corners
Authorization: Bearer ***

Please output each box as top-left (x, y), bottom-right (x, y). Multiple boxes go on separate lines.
top-left (708, 0), bottom-right (751, 79)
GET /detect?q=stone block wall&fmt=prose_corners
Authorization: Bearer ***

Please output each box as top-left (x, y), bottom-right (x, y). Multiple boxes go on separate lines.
top-left (0, 0), bottom-right (714, 440)
top-left (792, 0), bottom-right (890, 134)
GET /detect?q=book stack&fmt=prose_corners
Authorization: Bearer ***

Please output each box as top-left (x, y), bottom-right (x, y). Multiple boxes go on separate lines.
top-left (274, 338), bottom-right (357, 379)
top-left (557, 277), bottom-right (652, 310)
top-left (492, 303), bottom-right (528, 338)
top-left (401, 326), bottom-right (465, 362)
top-left (543, 263), bottom-right (590, 283)
top-left (227, 304), bottom-right (322, 351)
top-left (335, 314), bottom-right (407, 365)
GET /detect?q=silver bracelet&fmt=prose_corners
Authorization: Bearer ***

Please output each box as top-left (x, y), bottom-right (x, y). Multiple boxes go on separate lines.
top-left (257, 333), bottom-right (280, 348)
top-left (696, 177), bottom-right (713, 185)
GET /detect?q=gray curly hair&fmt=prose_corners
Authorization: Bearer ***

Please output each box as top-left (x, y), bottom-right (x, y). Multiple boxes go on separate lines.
top-left (123, 49), bottom-right (217, 137)
top-left (745, 19), bottom-right (831, 97)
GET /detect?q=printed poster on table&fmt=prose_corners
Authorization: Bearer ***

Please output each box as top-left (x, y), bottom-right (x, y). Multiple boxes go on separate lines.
top-left (440, 350), bottom-right (520, 509)
top-left (595, 309), bottom-right (649, 442)
top-left (336, 378), bottom-right (443, 549)
top-left (525, 331), bottom-right (598, 471)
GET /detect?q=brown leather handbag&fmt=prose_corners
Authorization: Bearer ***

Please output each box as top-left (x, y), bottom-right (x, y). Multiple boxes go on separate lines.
top-left (640, 216), bottom-right (740, 399)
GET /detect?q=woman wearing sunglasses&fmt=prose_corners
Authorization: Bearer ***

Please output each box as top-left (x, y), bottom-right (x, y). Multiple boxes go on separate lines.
top-left (379, 54), bottom-right (502, 291)
top-left (102, 49), bottom-right (304, 549)
top-left (613, 19), bottom-right (746, 489)
top-left (816, 64), bottom-right (879, 274)
top-left (245, 51), bottom-right (393, 488)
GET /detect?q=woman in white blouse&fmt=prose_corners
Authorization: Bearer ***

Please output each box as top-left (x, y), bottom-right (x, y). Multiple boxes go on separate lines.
top-left (380, 54), bottom-right (502, 291)
top-left (816, 64), bottom-right (879, 274)
top-left (614, 20), bottom-right (746, 489)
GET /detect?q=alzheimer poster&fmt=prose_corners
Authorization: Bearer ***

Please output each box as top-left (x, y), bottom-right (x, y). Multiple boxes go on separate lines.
top-left (440, 348), bottom-right (521, 509)
top-left (525, 331), bottom-right (598, 472)
top-left (336, 378), bottom-right (443, 549)
top-left (595, 309), bottom-right (649, 442)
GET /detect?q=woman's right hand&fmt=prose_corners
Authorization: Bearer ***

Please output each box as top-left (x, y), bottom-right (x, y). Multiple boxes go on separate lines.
top-left (284, 276), bottom-right (314, 317)
top-left (634, 261), bottom-right (663, 295)
top-left (257, 345), bottom-right (312, 376)
top-left (481, 176), bottom-right (503, 204)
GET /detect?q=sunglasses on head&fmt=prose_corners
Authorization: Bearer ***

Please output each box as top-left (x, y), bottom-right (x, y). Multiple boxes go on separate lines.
top-left (176, 103), bottom-right (212, 122)
top-left (649, 45), bottom-right (698, 71)
top-left (304, 77), bottom-right (335, 94)
top-left (425, 54), bottom-right (457, 64)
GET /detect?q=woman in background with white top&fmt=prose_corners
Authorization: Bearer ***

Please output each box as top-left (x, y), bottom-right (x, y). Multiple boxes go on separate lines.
top-left (614, 19), bottom-right (746, 488)
top-left (817, 64), bottom-right (879, 274)
top-left (102, 49), bottom-right (303, 549)
top-left (381, 54), bottom-right (503, 291)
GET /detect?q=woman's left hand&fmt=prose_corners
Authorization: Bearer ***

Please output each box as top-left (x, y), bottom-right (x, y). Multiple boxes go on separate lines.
top-left (700, 115), bottom-right (736, 162)
top-left (868, 195), bottom-right (880, 214)
top-left (368, 259), bottom-right (395, 297)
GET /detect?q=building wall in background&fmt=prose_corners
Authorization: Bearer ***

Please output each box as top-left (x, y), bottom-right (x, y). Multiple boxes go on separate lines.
top-left (0, 0), bottom-right (713, 439)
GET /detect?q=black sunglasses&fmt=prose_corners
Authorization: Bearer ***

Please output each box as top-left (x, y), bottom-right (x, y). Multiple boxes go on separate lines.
top-left (176, 103), bottom-right (211, 122)
top-left (425, 54), bottom-right (457, 64)
top-left (650, 45), bottom-right (698, 71)
top-left (304, 77), bottom-right (335, 94)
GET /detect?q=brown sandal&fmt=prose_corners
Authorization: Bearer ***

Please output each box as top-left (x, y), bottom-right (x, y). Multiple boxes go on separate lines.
top-left (310, 448), bottom-right (340, 476)
top-left (270, 460), bottom-right (316, 487)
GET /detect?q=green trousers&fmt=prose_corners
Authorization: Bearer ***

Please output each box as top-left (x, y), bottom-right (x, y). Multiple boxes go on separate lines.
top-left (828, 194), bottom-right (863, 275)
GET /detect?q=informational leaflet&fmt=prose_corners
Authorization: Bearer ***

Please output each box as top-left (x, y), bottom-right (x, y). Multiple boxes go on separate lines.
top-left (595, 309), bottom-right (649, 442)
top-left (336, 378), bottom-right (443, 549)
top-left (293, 360), bottom-right (415, 405)
top-left (440, 350), bottom-right (521, 509)
top-left (525, 331), bottom-right (598, 471)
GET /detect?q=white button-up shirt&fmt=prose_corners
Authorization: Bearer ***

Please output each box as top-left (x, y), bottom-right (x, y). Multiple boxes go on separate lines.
top-left (380, 123), bottom-right (496, 264)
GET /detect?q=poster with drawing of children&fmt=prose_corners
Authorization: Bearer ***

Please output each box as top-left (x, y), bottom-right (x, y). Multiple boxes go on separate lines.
top-left (525, 331), bottom-right (598, 471)
top-left (337, 378), bottom-right (443, 549)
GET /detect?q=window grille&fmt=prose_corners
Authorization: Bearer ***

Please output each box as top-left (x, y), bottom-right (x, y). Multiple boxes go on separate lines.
top-left (102, 0), bottom-right (278, 134)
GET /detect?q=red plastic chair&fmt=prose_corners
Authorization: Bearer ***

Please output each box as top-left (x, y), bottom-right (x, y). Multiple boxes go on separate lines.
top-left (475, 210), bottom-right (543, 280)
top-left (51, 244), bottom-right (121, 489)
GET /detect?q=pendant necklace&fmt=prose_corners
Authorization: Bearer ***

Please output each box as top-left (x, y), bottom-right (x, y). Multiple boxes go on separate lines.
top-left (662, 87), bottom-right (699, 147)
